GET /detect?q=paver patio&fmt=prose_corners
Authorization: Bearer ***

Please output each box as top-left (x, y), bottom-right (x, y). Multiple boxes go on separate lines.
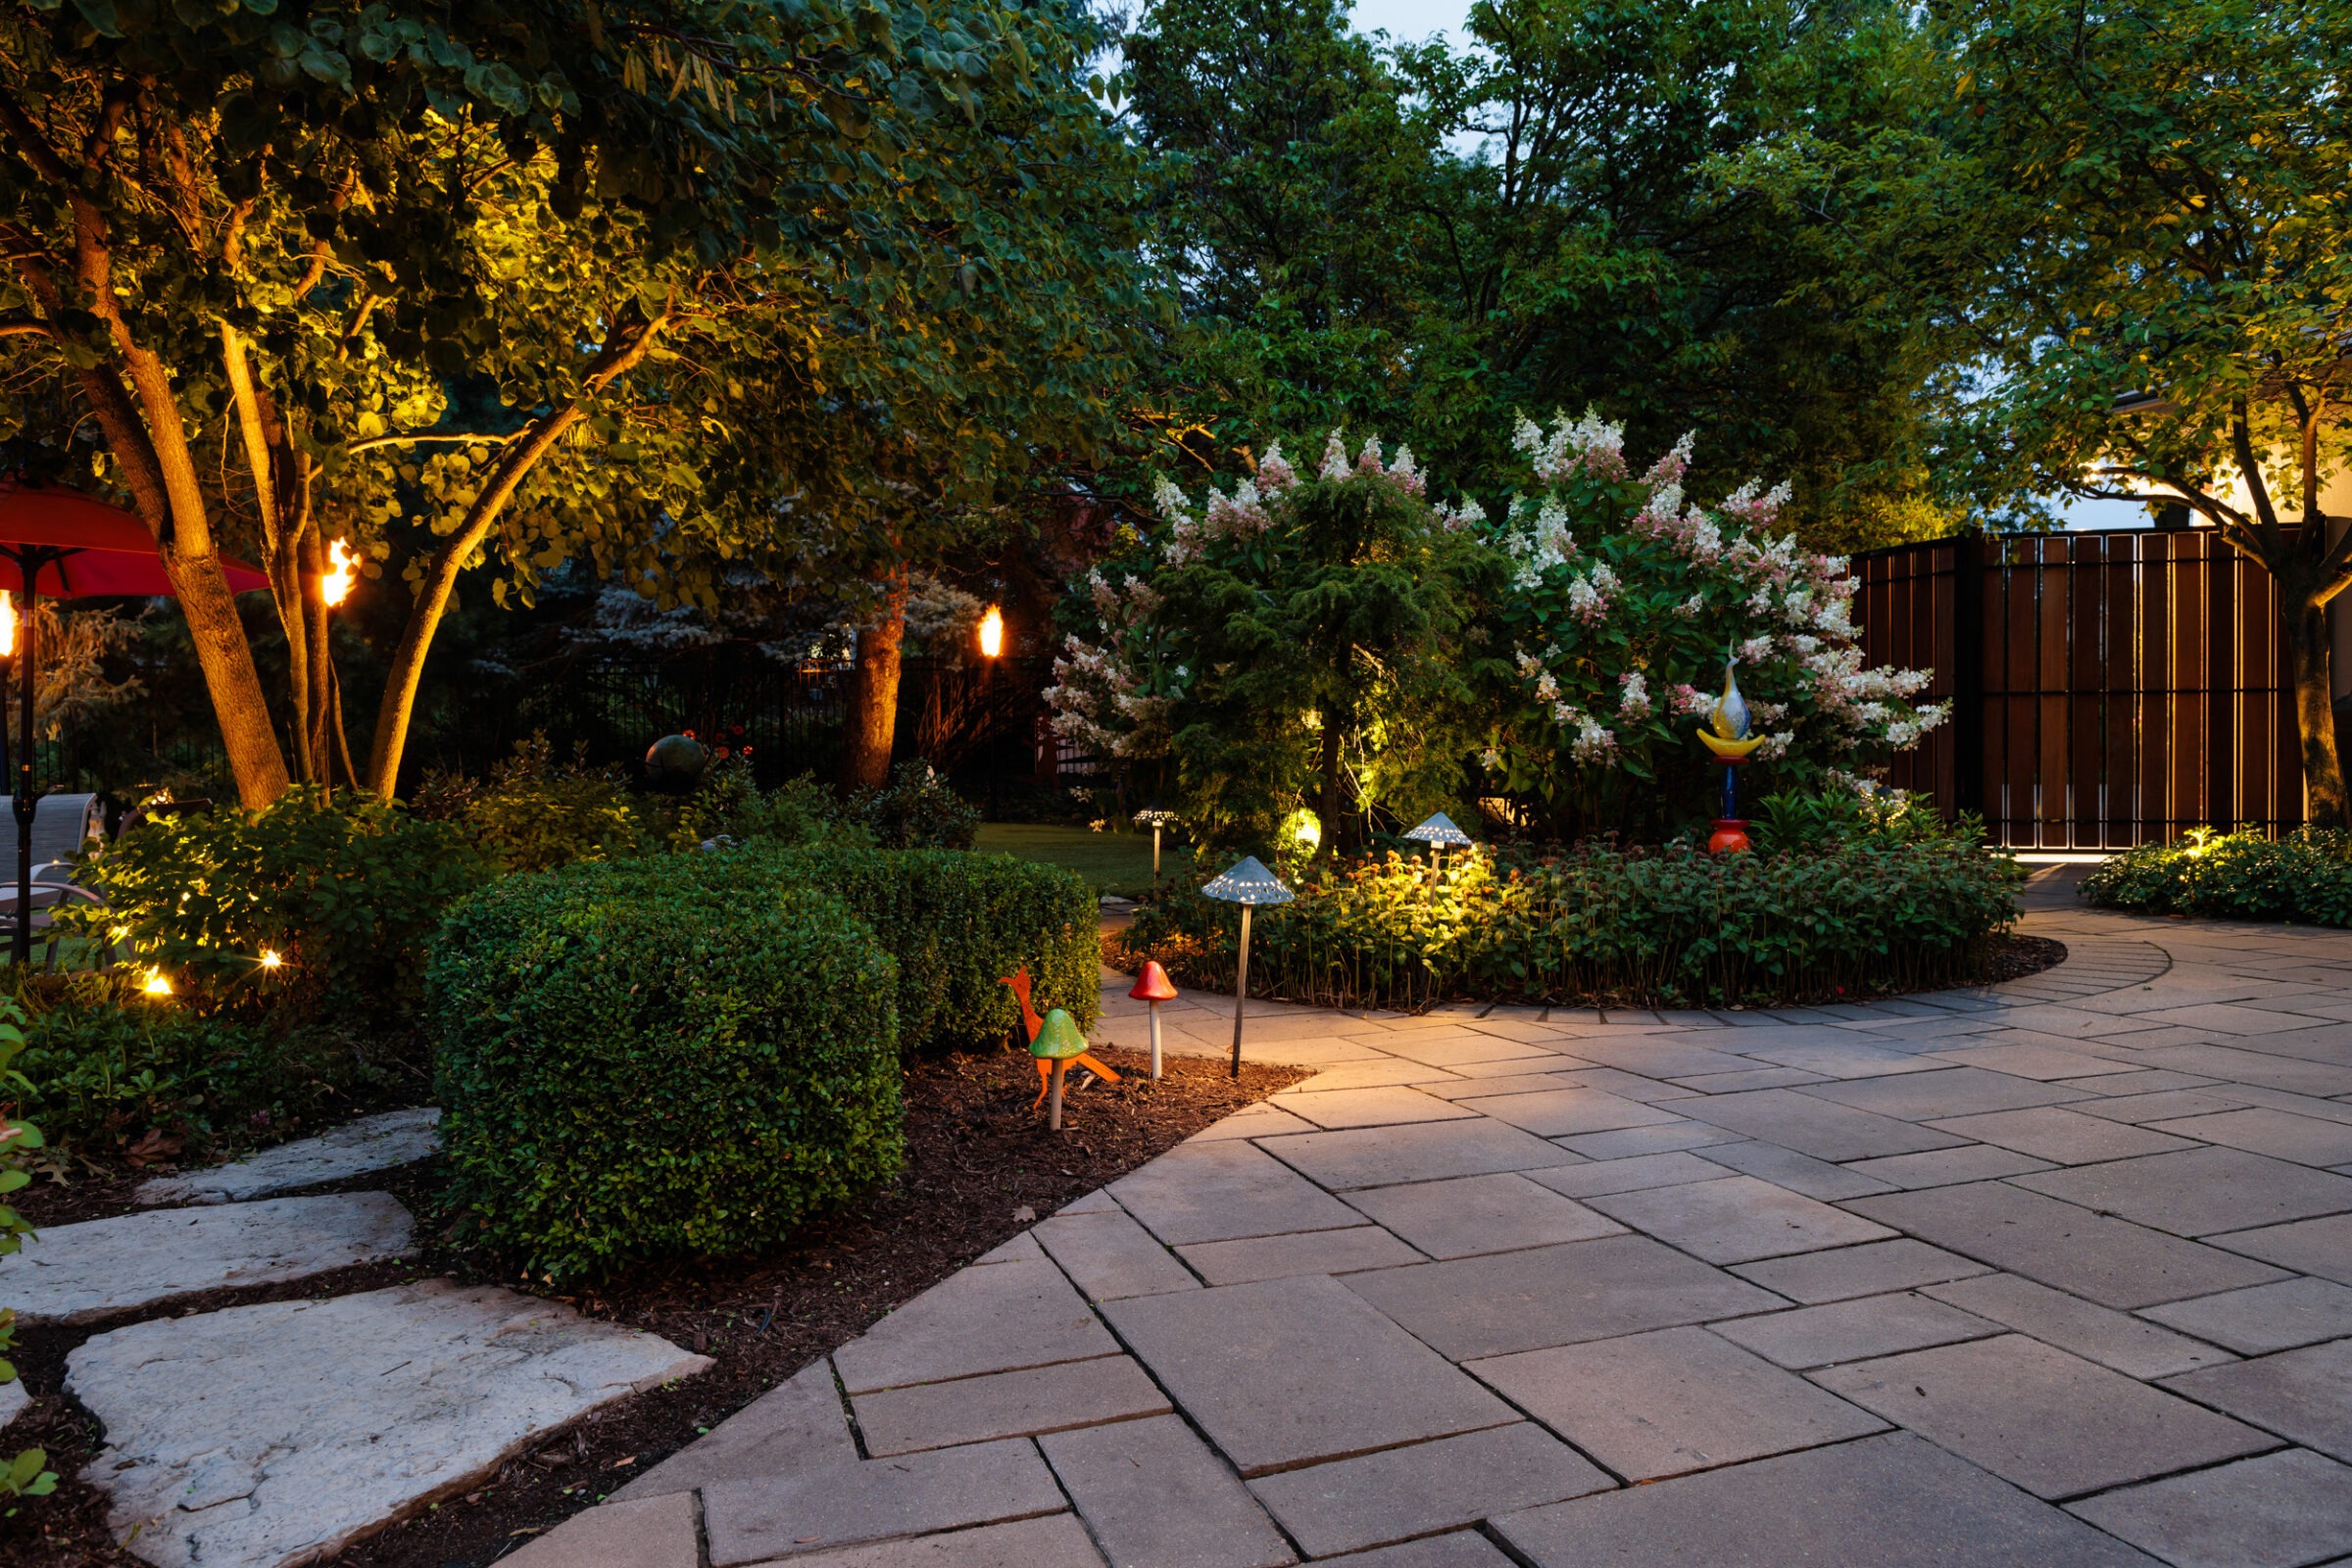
top-left (517, 870), bottom-right (2352, 1566)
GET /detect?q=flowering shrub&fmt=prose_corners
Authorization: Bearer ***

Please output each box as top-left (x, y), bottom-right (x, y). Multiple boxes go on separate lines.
top-left (1048, 428), bottom-right (1489, 851)
top-left (1117, 836), bottom-right (2020, 1011)
top-left (1484, 411), bottom-right (1945, 831)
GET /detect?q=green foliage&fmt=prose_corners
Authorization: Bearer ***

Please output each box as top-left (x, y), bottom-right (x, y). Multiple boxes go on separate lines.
top-left (2082, 829), bottom-right (2352, 927)
top-left (429, 864), bottom-right (905, 1285)
top-left (841, 761), bottom-right (981, 852)
top-left (1122, 0), bottom-right (1963, 543)
top-left (12, 977), bottom-right (372, 1159)
top-left (1, 999), bottom-right (58, 1507)
top-left (1052, 435), bottom-right (1492, 855)
top-left (1121, 839), bottom-right (2020, 1010)
top-left (66, 789), bottom-right (489, 1022)
top-left (1749, 786), bottom-right (1984, 855)
top-left (430, 737), bottom-right (650, 875)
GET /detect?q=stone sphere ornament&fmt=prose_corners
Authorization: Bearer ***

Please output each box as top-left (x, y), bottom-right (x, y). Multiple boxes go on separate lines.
top-left (645, 733), bottom-right (709, 792)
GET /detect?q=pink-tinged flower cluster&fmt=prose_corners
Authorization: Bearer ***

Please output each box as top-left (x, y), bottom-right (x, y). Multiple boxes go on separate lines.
top-left (1513, 409), bottom-right (1629, 483)
top-left (1671, 682), bottom-right (1713, 716)
top-left (1567, 562), bottom-right (1617, 625)
top-left (1617, 671), bottom-right (1651, 721)
top-left (1257, 442), bottom-right (1298, 492)
top-left (1642, 431), bottom-right (1695, 491)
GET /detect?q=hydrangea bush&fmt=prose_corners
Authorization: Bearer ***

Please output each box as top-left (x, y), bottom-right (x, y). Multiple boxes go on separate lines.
top-left (1484, 411), bottom-right (1945, 828)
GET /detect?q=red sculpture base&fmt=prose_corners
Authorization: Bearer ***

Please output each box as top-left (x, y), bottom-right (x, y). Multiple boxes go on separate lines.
top-left (1708, 818), bottom-right (1752, 855)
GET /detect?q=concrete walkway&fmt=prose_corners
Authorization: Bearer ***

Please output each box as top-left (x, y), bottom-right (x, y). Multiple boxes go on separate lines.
top-left (519, 870), bottom-right (2352, 1568)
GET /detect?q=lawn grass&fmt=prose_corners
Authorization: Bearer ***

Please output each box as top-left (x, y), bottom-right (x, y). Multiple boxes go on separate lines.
top-left (974, 823), bottom-right (1195, 899)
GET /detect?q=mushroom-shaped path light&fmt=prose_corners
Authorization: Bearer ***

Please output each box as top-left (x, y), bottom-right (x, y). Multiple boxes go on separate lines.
top-left (1128, 960), bottom-right (1179, 1080)
top-left (1134, 805), bottom-right (1179, 880)
top-left (1402, 810), bottom-right (1473, 877)
top-left (1200, 856), bottom-right (1294, 1078)
top-left (1031, 1006), bottom-right (1090, 1130)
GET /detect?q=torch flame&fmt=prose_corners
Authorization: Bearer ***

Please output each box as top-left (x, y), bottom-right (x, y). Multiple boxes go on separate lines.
top-left (321, 539), bottom-right (358, 608)
top-left (141, 967), bottom-right (174, 998)
top-left (978, 604), bottom-right (1004, 660)
top-left (0, 591), bottom-right (14, 658)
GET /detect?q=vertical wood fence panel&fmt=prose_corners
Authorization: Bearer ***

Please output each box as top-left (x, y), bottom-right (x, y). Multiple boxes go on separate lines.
top-left (1856, 529), bottom-right (2302, 849)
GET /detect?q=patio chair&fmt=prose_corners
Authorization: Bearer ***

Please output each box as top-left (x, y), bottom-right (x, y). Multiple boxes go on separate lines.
top-left (0, 793), bottom-right (109, 968)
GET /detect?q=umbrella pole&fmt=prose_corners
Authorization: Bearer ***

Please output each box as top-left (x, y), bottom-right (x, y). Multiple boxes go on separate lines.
top-left (12, 557), bottom-right (35, 968)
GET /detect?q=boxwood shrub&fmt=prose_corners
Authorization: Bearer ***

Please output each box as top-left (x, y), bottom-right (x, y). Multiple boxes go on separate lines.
top-left (1119, 838), bottom-right (2022, 1010)
top-left (429, 862), bottom-right (905, 1283)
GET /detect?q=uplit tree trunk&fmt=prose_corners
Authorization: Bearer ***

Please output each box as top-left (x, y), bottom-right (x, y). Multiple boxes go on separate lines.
top-left (839, 568), bottom-right (908, 793)
top-left (2284, 582), bottom-right (2348, 830)
top-left (1315, 710), bottom-right (1345, 858)
top-left (365, 305), bottom-right (670, 797)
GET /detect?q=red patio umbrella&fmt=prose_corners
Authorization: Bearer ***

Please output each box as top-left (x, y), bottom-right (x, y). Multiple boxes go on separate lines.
top-left (0, 481), bottom-right (270, 965)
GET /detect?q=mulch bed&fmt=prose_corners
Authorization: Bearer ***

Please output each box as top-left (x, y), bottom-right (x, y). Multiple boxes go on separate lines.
top-left (0, 1042), bottom-right (1306, 1568)
top-left (1979, 934), bottom-right (2068, 985)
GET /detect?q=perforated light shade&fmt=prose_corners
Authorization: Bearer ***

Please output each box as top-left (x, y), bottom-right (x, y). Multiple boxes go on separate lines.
top-left (1402, 811), bottom-right (1473, 847)
top-left (1200, 856), bottom-right (1294, 906)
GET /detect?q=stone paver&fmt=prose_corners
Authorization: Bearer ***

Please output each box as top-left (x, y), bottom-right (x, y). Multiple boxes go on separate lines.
top-left (3, 1192), bottom-right (416, 1325)
top-left (501, 1491), bottom-right (698, 1568)
top-left (68, 1281), bottom-right (709, 1568)
top-left (1259, 1119), bottom-right (1583, 1189)
top-left (1345, 1235), bottom-right (1783, 1359)
top-left (1345, 1172), bottom-right (1624, 1257)
top-left (2208, 1211), bottom-right (2352, 1284)
top-left (1728, 1239), bottom-right (1991, 1303)
top-left (1843, 1182), bottom-right (2287, 1307)
top-left (1034, 1208), bottom-right (1201, 1301)
top-left (615, 1358), bottom-right (853, 1503)
top-left (2065, 1448), bottom-right (2352, 1568)
top-left (134, 1107), bottom-right (442, 1205)
top-left (1177, 1225), bottom-right (1424, 1284)
top-left (1812, 1334), bottom-right (2276, 1498)
top-left (1713, 1292), bottom-right (2001, 1369)
top-left (587, 900), bottom-right (2352, 1564)
top-left (1103, 1274), bottom-right (1516, 1475)
top-left (0, 1377), bottom-right (26, 1434)
top-left (1583, 1175), bottom-right (1895, 1264)
top-left (2013, 1147), bottom-right (2352, 1238)
top-left (1468, 1326), bottom-right (1886, 1480)
top-left (1492, 1432), bottom-right (2160, 1566)
top-left (1672, 1088), bottom-right (1968, 1161)
top-left (1040, 1415), bottom-right (1296, 1568)
top-left (703, 1439), bottom-right (1065, 1564)
top-left (851, 1355), bottom-right (1168, 1456)
top-left (2139, 1275), bottom-right (2352, 1353)
top-left (1109, 1139), bottom-right (1365, 1244)
top-left (2160, 1339), bottom-right (2352, 1462)
top-left (832, 1254), bottom-right (1117, 1394)
top-left (1921, 1274), bottom-right (2235, 1379)
top-left (1247, 1423), bottom-right (1609, 1556)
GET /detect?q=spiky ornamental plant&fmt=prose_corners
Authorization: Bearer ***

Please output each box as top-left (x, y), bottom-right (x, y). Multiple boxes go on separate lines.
top-left (1485, 411), bottom-right (1946, 838)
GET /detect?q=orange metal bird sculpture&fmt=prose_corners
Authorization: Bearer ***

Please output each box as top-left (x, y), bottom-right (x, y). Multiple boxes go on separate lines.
top-left (1001, 967), bottom-right (1122, 1105)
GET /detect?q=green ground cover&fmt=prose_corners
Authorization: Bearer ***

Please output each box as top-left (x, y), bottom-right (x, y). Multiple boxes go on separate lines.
top-left (975, 824), bottom-right (1194, 899)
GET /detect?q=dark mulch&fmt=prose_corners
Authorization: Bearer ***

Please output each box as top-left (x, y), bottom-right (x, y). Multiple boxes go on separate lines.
top-left (0, 1042), bottom-right (1305, 1568)
top-left (1982, 934), bottom-right (2067, 985)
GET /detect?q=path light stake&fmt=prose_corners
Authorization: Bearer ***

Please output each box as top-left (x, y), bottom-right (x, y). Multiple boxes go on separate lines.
top-left (1129, 960), bottom-right (1179, 1080)
top-left (1031, 1008), bottom-right (1089, 1131)
top-left (1402, 810), bottom-right (1473, 882)
top-left (1134, 806), bottom-right (1178, 881)
top-left (1200, 856), bottom-right (1294, 1078)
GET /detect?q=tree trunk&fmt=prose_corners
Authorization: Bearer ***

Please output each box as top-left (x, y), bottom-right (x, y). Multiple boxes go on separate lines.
top-left (1316, 710), bottom-right (1344, 858)
top-left (2287, 589), bottom-right (2348, 829)
top-left (838, 570), bottom-right (908, 793)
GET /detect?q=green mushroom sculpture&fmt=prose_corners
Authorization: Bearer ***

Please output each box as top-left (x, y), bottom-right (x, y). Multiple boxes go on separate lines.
top-left (1031, 1007), bottom-right (1089, 1131)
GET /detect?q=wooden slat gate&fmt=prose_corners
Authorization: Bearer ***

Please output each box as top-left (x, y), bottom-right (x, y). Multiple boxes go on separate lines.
top-left (1853, 530), bottom-right (2302, 849)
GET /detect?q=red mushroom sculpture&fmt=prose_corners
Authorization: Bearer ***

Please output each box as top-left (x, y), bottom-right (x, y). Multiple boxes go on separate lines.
top-left (1129, 961), bottom-right (1179, 1080)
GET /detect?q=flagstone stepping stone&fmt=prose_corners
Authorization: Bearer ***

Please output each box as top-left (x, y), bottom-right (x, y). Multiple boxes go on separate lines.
top-left (136, 1107), bottom-right (441, 1205)
top-left (1, 1193), bottom-right (416, 1326)
top-left (0, 1378), bottom-right (25, 1433)
top-left (68, 1280), bottom-right (710, 1568)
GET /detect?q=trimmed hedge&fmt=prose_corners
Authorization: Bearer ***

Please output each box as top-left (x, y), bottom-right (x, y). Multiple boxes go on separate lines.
top-left (429, 861), bottom-right (905, 1283)
top-left (1119, 840), bottom-right (2022, 1010)
top-left (2081, 827), bottom-right (2352, 925)
top-left (567, 843), bottom-right (1102, 1051)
